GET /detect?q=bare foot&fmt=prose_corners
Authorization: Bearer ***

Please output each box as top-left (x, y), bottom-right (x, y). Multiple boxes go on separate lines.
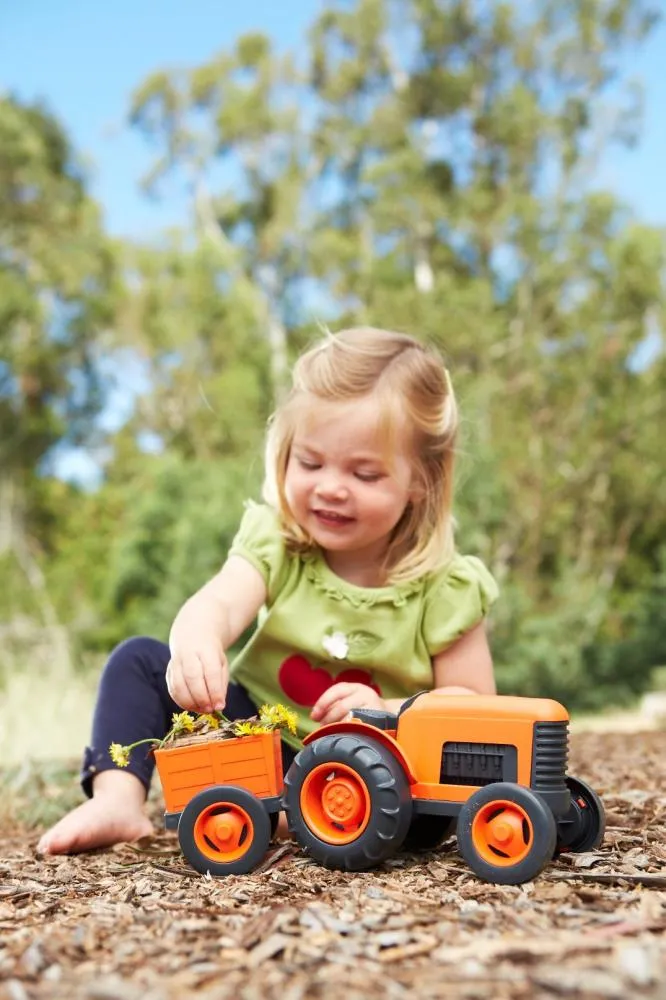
top-left (37, 770), bottom-right (153, 856)
top-left (274, 811), bottom-right (292, 840)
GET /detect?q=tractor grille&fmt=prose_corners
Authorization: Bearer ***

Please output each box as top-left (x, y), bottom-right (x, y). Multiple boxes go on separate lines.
top-left (531, 721), bottom-right (569, 795)
top-left (440, 742), bottom-right (517, 786)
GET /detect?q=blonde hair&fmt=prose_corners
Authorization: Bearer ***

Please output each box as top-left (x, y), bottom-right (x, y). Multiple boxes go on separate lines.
top-left (263, 327), bottom-right (459, 583)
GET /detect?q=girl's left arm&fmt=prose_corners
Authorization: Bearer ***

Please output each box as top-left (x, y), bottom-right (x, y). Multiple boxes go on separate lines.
top-left (430, 620), bottom-right (496, 695)
top-left (382, 621), bottom-right (496, 712)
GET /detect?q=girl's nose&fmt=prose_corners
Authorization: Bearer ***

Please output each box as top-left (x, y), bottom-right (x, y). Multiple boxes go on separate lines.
top-left (315, 474), bottom-right (348, 501)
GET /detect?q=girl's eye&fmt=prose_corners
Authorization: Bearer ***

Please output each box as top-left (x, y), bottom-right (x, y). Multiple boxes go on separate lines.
top-left (298, 458), bottom-right (321, 471)
top-left (355, 471), bottom-right (383, 482)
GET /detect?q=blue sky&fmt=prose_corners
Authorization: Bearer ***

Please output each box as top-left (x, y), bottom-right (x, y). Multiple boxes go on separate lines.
top-left (2, 0), bottom-right (665, 238)
top-left (0, 0), bottom-right (322, 237)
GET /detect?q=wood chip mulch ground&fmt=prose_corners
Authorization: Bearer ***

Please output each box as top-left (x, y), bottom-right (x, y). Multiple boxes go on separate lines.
top-left (1, 730), bottom-right (665, 1000)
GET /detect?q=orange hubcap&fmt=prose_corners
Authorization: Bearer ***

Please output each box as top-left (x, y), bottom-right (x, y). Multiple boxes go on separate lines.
top-left (300, 763), bottom-right (371, 844)
top-left (193, 803), bottom-right (253, 862)
top-left (471, 800), bottom-right (534, 866)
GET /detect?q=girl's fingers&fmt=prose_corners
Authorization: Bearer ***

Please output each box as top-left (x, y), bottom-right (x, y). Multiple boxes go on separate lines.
top-left (176, 656), bottom-right (211, 713)
top-left (168, 650), bottom-right (226, 714)
top-left (170, 664), bottom-right (201, 712)
top-left (318, 693), bottom-right (364, 726)
top-left (310, 683), bottom-right (356, 721)
top-left (197, 651), bottom-right (228, 713)
top-left (166, 658), bottom-right (192, 709)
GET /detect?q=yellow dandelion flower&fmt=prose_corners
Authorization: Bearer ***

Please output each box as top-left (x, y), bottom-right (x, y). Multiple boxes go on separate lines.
top-left (258, 704), bottom-right (277, 725)
top-left (232, 721), bottom-right (255, 736)
top-left (277, 705), bottom-right (298, 734)
top-left (109, 743), bottom-right (130, 767)
top-left (199, 713), bottom-right (220, 729)
top-left (233, 720), bottom-right (271, 737)
top-left (259, 703), bottom-right (298, 735)
top-left (171, 711), bottom-right (195, 733)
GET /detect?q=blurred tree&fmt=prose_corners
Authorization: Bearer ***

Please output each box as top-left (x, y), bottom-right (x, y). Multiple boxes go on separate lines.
top-left (103, 453), bottom-right (261, 644)
top-left (128, 33), bottom-right (313, 405)
top-left (112, 240), bottom-right (271, 460)
top-left (0, 95), bottom-right (118, 666)
top-left (0, 95), bottom-right (117, 482)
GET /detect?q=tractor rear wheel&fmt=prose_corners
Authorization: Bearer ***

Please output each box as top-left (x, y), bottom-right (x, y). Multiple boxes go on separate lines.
top-left (457, 783), bottom-right (557, 885)
top-left (284, 734), bottom-right (412, 871)
top-left (555, 776), bottom-right (605, 854)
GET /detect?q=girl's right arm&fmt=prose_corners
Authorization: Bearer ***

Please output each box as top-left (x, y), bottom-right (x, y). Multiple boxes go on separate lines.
top-left (167, 555), bottom-right (267, 714)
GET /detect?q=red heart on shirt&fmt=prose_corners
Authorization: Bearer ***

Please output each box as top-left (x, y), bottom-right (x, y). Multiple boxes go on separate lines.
top-left (278, 655), bottom-right (380, 706)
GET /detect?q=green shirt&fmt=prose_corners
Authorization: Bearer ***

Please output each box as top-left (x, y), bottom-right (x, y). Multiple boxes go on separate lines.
top-left (229, 503), bottom-right (498, 748)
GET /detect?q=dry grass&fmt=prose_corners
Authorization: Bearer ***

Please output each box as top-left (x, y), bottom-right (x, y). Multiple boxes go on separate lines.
top-left (0, 650), bottom-right (98, 766)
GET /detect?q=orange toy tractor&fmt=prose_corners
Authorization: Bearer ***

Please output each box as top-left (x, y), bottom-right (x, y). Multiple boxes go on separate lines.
top-left (154, 693), bottom-right (605, 885)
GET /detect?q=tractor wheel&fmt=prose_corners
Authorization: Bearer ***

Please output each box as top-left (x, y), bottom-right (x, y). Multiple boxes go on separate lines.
top-left (403, 815), bottom-right (456, 852)
top-left (284, 733), bottom-right (412, 871)
top-left (178, 785), bottom-right (271, 876)
top-left (457, 783), bottom-right (557, 885)
top-left (555, 776), bottom-right (606, 854)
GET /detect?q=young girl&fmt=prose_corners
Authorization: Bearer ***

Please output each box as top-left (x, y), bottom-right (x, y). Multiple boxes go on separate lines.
top-left (38, 327), bottom-right (498, 856)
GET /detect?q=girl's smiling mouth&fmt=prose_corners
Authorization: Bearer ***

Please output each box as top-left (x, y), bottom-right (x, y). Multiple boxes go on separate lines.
top-left (312, 509), bottom-right (355, 526)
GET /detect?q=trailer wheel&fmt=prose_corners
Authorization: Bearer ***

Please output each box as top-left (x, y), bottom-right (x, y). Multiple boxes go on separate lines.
top-left (457, 783), bottom-right (557, 885)
top-left (555, 776), bottom-right (605, 854)
top-left (178, 785), bottom-right (271, 876)
top-left (284, 734), bottom-right (412, 871)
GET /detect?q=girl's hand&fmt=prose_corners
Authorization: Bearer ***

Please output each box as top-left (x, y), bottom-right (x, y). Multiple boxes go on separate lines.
top-left (165, 554), bottom-right (267, 715)
top-left (166, 639), bottom-right (229, 714)
top-left (310, 683), bottom-right (385, 726)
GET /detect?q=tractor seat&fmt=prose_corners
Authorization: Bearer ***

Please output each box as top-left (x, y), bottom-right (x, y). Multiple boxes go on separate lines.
top-left (351, 708), bottom-right (399, 730)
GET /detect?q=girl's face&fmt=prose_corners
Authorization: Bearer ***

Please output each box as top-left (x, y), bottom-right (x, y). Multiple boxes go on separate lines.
top-left (284, 396), bottom-right (415, 575)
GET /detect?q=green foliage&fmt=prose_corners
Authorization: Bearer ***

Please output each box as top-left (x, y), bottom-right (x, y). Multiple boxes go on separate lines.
top-left (5, 0), bottom-right (665, 714)
top-left (98, 454), bottom-right (261, 646)
top-left (0, 95), bottom-right (118, 475)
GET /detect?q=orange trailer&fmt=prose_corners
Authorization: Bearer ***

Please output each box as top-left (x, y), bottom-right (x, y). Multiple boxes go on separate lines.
top-left (154, 731), bottom-right (283, 876)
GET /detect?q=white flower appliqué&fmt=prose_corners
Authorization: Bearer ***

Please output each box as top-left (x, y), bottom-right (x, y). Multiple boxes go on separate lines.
top-left (322, 631), bottom-right (349, 660)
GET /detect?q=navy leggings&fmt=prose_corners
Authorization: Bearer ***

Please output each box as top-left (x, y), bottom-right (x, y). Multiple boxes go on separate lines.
top-left (82, 636), bottom-right (298, 797)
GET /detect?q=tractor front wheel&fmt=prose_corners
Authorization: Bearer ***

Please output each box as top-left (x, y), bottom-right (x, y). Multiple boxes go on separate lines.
top-left (284, 734), bottom-right (412, 871)
top-left (457, 783), bottom-right (557, 885)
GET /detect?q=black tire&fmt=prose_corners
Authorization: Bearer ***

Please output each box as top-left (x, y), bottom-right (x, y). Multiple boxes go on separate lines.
top-left (555, 776), bottom-right (606, 854)
top-left (403, 814), bottom-right (456, 853)
top-left (178, 785), bottom-right (271, 876)
top-left (457, 783), bottom-right (557, 885)
top-left (284, 734), bottom-right (412, 871)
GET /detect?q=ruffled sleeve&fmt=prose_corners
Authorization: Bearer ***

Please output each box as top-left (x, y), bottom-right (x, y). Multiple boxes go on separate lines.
top-left (422, 554), bottom-right (499, 655)
top-left (228, 503), bottom-right (288, 605)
